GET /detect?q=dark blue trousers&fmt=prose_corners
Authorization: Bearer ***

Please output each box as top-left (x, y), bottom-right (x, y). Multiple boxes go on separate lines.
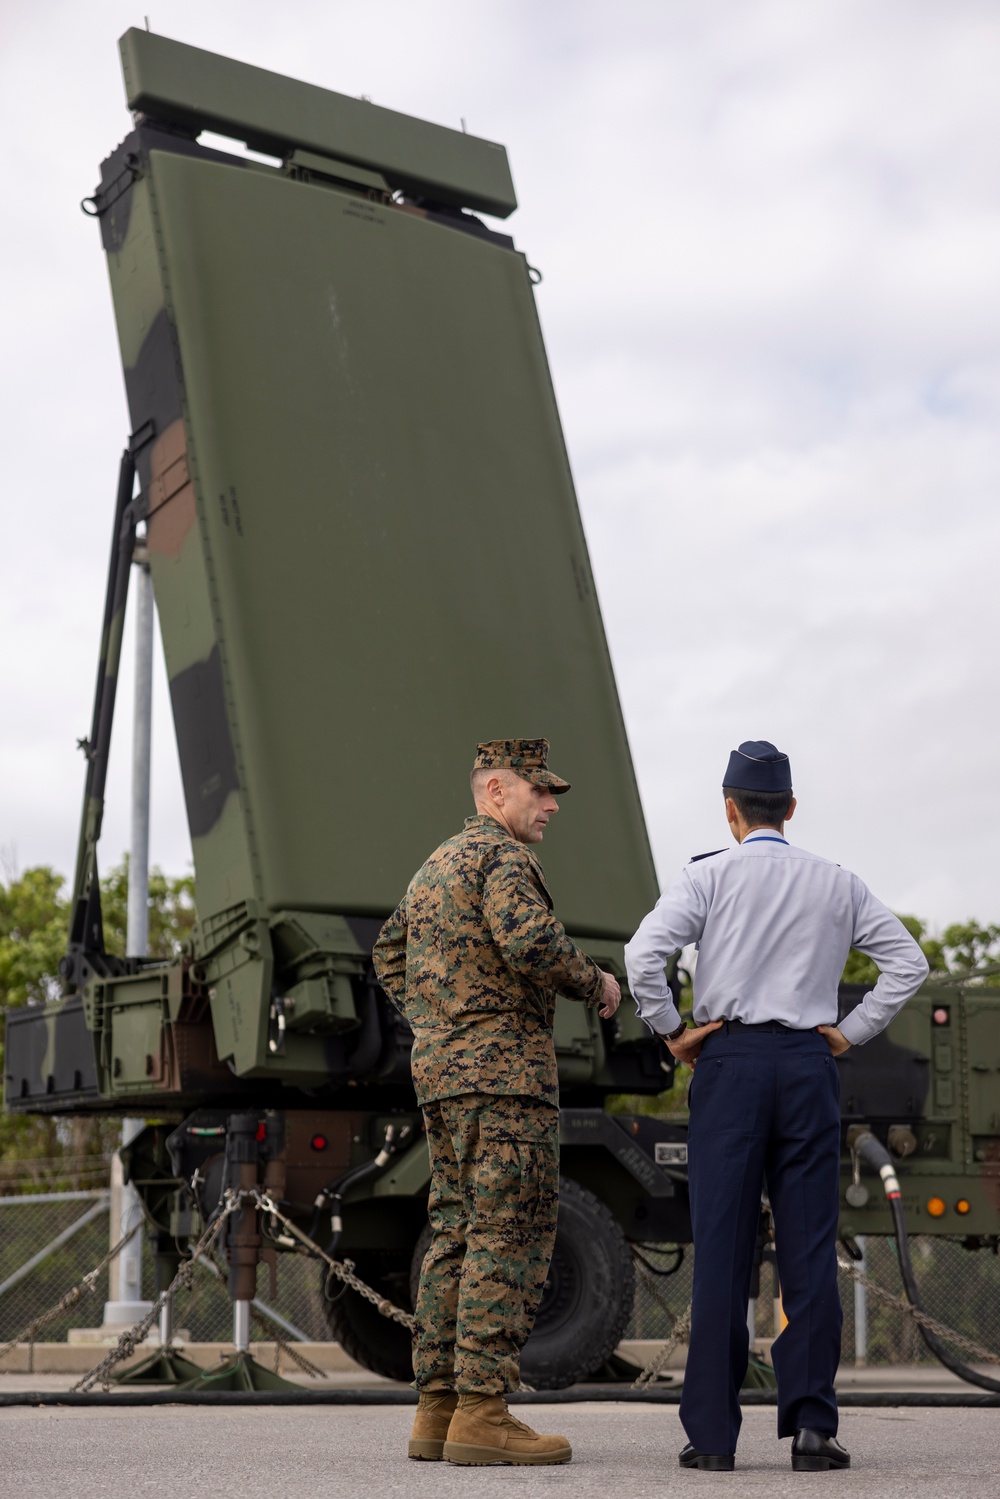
top-left (679, 1027), bottom-right (843, 1456)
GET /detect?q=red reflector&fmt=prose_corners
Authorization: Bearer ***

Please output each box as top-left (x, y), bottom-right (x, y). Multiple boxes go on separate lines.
top-left (310, 1134), bottom-right (328, 1152)
top-left (255, 1122), bottom-right (266, 1142)
top-left (933, 1008), bottom-right (949, 1025)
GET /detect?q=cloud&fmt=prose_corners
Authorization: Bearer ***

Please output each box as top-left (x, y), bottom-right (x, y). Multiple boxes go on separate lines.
top-left (1, 0), bottom-right (998, 928)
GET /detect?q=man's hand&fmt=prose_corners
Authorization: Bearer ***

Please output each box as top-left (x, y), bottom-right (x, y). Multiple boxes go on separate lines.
top-left (817, 1024), bottom-right (850, 1056)
top-left (598, 972), bottom-right (621, 1019)
top-left (663, 1019), bottom-right (724, 1067)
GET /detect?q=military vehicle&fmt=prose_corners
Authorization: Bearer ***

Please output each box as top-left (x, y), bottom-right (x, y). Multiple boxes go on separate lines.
top-left (5, 29), bottom-right (998, 1390)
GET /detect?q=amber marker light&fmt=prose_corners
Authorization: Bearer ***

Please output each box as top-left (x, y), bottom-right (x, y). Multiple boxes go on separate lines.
top-left (926, 1197), bottom-right (947, 1217)
top-left (955, 1199), bottom-right (971, 1215)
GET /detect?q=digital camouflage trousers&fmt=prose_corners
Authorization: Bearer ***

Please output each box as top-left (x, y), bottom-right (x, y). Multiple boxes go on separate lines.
top-left (413, 1092), bottom-right (560, 1394)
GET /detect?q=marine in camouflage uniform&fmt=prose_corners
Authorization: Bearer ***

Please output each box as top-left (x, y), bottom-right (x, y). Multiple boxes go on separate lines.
top-left (373, 739), bottom-right (608, 1395)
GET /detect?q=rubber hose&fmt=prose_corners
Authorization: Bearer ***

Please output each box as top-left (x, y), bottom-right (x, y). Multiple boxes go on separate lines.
top-left (852, 1129), bottom-right (1000, 1394)
top-left (311, 1125), bottom-right (412, 1248)
top-left (308, 1158), bottom-right (379, 1246)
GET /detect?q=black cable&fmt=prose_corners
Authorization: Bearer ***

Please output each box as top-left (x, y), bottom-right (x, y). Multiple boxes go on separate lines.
top-left (1, 1388), bottom-right (998, 1407)
top-left (632, 1245), bottom-right (685, 1277)
top-left (851, 1129), bottom-right (1000, 1394)
top-left (307, 1123), bottom-right (414, 1255)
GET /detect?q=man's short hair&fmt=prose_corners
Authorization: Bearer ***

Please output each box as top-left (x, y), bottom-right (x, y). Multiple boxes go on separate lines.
top-left (723, 784), bottom-right (794, 829)
top-left (471, 766), bottom-right (520, 798)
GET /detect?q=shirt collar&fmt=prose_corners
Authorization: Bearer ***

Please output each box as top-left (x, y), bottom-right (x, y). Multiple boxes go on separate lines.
top-left (742, 828), bottom-right (788, 845)
top-left (465, 814), bottom-right (512, 837)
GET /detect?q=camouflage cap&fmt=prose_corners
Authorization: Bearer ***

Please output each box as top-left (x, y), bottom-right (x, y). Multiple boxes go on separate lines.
top-left (474, 739), bottom-right (571, 793)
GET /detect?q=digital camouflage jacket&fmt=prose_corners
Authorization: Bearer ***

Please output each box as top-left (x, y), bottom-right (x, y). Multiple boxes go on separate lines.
top-left (372, 814), bottom-right (604, 1105)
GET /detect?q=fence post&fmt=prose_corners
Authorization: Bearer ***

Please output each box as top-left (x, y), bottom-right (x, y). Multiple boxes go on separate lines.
top-left (104, 557), bottom-right (155, 1331)
top-left (854, 1235), bottom-right (868, 1367)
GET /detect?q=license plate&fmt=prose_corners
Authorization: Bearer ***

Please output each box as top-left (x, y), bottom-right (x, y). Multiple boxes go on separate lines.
top-left (654, 1142), bottom-right (688, 1166)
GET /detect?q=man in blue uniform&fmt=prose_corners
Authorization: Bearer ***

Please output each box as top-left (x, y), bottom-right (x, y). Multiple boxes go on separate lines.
top-left (625, 741), bottom-right (929, 1472)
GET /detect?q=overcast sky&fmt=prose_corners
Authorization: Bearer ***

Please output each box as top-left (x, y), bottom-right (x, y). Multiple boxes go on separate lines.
top-left (2, 0), bottom-right (999, 930)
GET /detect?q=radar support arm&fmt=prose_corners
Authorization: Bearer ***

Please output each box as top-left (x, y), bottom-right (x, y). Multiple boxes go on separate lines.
top-left (60, 445), bottom-right (139, 993)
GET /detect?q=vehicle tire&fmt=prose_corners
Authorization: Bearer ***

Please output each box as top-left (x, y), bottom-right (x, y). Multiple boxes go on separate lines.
top-left (320, 1249), bottom-right (414, 1382)
top-left (408, 1176), bottom-right (635, 1390)
top-left (522, 1177), bottom-right (634, 1388)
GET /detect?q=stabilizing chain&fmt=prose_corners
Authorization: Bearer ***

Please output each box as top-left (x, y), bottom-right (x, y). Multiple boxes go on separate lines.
top-left (836, 1251), bottom-right (1000, 1368)
top-left (629, 1247), bottom-right (1000, 1389)
top-left (0, 1222), bottom-right (141, 1373)
top-left (62, 1186), bottom-right (416, 1393)
top-left (256, 1190), bottom-right (417, 1333)
top-left (72, 1200), bottom-right (234, 1391)
top-left (631, 1253), bottom-right (692, 1387)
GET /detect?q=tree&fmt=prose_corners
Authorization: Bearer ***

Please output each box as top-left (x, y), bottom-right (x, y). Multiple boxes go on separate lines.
top-left (0, 866), bottom-right (68, 1007)
top-left (97, 856), bottom-right (196, 961)
top-left (0, 858), bottom-right (196, 1188)
top-left (842, 917), bottom-right (1000, 988)
top-left (841, 916), bottom-right (945, 986)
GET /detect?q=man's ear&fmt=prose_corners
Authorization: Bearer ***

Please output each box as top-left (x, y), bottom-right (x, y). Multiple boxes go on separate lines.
top-left (785, 796), bottom-right (797, 822)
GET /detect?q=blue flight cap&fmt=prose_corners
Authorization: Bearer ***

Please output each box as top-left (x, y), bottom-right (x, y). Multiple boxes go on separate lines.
top-left (723, 740), bottom-right (792, 793)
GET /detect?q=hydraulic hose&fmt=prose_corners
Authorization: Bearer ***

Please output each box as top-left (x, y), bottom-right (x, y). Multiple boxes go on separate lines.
top-left (308, 1122), bottom-right (414, 1253)
top-left (850, 1128), bottom-right (1000, 1394)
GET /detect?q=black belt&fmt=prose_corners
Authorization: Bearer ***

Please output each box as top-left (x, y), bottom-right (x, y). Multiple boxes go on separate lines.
top-left (723, 1018), bottom-right (798, 1034)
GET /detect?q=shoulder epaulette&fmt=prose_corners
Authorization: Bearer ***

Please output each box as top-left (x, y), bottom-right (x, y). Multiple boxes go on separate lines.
top-left (688, 848), bottom-right (726, 864)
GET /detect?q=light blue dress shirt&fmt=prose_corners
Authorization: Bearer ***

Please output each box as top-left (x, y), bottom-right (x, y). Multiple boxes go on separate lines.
top-left (624, 830), bottom-right (929, 1046)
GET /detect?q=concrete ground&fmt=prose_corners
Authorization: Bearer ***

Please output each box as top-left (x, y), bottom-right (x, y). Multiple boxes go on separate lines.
top-left (1, 1400), bottom-right (998, 1498)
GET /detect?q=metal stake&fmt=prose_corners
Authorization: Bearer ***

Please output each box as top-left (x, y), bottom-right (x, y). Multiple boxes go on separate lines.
top-left (158, 1290), bottom-right (174, 1347)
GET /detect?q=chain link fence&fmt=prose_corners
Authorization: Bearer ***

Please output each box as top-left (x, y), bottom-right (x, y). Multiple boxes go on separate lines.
top-left (1, 1192), bottom-right (999, 1368)
top-left (627, 1235), bottom-right (1000, 1367)
top-left (0, 1192), bottom-right (333, 1348)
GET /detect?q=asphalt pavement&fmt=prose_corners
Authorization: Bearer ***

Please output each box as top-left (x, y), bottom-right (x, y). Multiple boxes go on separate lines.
top-left (1, 1401), bottom-right (998, 1499)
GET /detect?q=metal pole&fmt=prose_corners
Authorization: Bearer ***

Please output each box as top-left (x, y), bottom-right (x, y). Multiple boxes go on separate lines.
top-left (103, 555), bottom-right (155, 1332)
top-left (233, 1300), bottom-right (251, 1353)
top-left (127, 556), bottom-right (153, 957)
top-left (854, 1235), bottom-right (868, 1367)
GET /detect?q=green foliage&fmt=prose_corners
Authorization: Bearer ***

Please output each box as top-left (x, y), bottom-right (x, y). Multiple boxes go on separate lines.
top-left (842, 916), bottom-right (1000, 988)
top-left (936, 921), bottom-right (1000, 980)
top-left (97, 856), bottom-right (196, 962)
top-left (0, 857), bottom-right (196, 1186)
top-left (0, 866), bottom-right (68, 1007)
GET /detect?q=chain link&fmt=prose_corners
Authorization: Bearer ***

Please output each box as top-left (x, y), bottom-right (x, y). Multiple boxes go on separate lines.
top-left (629, 1245), bottom-right (1000, 1390)
top-left (8, 1180), bottom-right (999, 1390)
top-left (63, 1185), bottom-right (417, 1392)
top-left (836, 1251), bottom-right (1000, 1367)
top-left (0, 1221), bottom-right (141, 1370)
top-left (71, 1194), bottom-right (238, 1391)
top-left (256, 1192), bottom-right (418, 1333)
top-left (631, 1254), bottom-right (692, 1387)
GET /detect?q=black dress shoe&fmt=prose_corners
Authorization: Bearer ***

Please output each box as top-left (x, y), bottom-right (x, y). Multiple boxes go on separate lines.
top-left (791, 1429), bottom-right (850, 1471)
top-left (679, 1443), bottom-right (735, 1471)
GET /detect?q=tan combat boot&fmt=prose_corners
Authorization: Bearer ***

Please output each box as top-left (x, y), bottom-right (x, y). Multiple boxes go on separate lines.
top-left (443, 1393), bottom-right (572, 1466)
top-left (408, 1390), bottom-right (459, 1460)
